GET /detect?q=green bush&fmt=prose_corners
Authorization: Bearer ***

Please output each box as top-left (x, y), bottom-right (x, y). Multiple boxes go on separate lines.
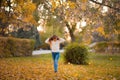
top-left (0, 37), bottom-right (35, 58)
top-left (64, 43), bottom-right (89, 65)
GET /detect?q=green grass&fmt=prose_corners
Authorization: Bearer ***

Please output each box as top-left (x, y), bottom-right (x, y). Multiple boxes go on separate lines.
top-left (0, 53), bottom-right (120, 80)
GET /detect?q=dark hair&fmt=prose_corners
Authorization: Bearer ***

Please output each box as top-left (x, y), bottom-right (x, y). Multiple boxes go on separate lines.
top-left (49, 35), bottom-right (59, 42)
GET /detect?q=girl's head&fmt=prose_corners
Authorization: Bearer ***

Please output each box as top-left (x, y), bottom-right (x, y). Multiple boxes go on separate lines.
top-left (49, 35), bottom-right (59, 42)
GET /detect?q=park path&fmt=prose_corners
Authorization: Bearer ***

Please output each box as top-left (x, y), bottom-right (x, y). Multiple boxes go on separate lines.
top-left (32, 50), bottom-right (64, 55)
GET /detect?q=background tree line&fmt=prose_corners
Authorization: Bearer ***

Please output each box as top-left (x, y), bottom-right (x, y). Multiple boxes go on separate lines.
top-left (0, 0), bottom-right (120, 49)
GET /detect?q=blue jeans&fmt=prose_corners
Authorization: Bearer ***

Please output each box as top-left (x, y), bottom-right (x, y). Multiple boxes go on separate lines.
top-left (52, 52), bottom-right (60, 72)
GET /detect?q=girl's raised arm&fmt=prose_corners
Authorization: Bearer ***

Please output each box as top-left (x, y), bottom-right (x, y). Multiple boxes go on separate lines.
top-left (59, 38), bottom-right (65, 43)
top-left (45, 38), bottom-right (50, 44)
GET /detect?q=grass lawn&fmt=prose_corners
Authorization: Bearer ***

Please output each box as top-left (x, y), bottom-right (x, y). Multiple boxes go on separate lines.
top-left (0, 53), bottom-right (120, 80)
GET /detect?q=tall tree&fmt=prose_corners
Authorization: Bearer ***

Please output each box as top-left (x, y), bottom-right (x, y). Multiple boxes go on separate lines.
top-left (0, 0), bottom-right (36, 36)
top-left (34, 0), bottom-right (120, 43)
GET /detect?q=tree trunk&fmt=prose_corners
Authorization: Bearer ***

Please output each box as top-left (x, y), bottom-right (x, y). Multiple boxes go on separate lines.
top-left (65, 22), bottom-right (75, 42)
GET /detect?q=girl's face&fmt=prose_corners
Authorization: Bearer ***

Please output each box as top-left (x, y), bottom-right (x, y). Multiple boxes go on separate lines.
top-left (53, 37), bottom-right (57, 41)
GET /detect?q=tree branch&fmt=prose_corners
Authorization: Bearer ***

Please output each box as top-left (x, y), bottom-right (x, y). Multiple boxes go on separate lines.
top-left (89, 0), bottom-right (120, 12)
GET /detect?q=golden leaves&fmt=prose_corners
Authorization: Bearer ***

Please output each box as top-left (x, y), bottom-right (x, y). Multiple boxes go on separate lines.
top-left (81, 0), bottom-right (88, 11)
top-left (52, 1), bottom-right (56, 7)
top-left (23, 15), bottom-right (32, 22)
top-left (51, 0), bottom-right (76, 12)
top-left (67, 1), bottom-right (76, 9)
top-left (0, 13), bottom-right (7, 23)
top-left (0, 0), bottom-right (36, 25)
top-left (22, 2), bottom-right (36, 15)
top-left (81, 3), bottom-right (87, 11)
top-left (81, 0), bottom-right (88, 3)
top-left (0, 54), bottom-right (120, 79)
top-left (96, 27), bottom-right (105, 36)
top-left (51, 0), bottom-right (60, 12)
top-left (19, 1), bottom-right (36, 24)
top-left (117, 22), bottom-right (120, 27)
top-left (114, 29), bottom-right (119, 34)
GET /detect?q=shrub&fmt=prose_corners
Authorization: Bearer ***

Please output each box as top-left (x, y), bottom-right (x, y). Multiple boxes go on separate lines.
top-left (0, 37), bottom-right (35, 58)
top-left (0, 37), bottom-right (12, 57)
top-left (64, 43), bottom-right (89, 65)
top-left (10, 26), bottom-right (41, 49)
top-left (92, 41), bottom-right (120, 53)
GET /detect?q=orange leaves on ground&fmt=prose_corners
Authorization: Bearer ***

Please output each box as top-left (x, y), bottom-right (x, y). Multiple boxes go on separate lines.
top-left (0, 54), bottom-right (120, 80)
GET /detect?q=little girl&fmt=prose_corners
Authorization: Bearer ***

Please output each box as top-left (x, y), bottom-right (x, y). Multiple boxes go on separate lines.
top-left (45, 35), bottom-right (65, 73)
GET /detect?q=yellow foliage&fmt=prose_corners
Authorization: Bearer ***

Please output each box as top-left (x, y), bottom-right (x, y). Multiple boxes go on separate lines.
top-left (22, 2), bottom-right (36, 14)
top-left (0, 0), bottom-right (37, 25)
top-left (21, 2), bottom-right (36, 24)
top-left (73, 73), bottom-right (78, 77)
top-left (15, 5), bottom-right (22, 13)
top-left (52, 1), bottom-right (56, 9)
top-left (104, 34), bottom-right (109, 38)
top-left (117, 30), bottom-right (120, 34)
top-left (50, 1), bottom-right (76, 12)
top-left (81, 0), bottom-right (88, 3)
top-left (50, 0), bottom-right (57, 12)
top-left (81, 3), bottom-right (86, 10)
top-left (0, 13), bottom-right (7, 23)
top-left (114, 29), bottom-right (119, 34)
top-left (12, 14), bottom-right (17, 19)
top-left (23, 15), bottom-right (36, 24)
top-left (96, 27), bottom-right (105, 36)
top-left (117, 21), bottom-right (120, 27)
top-left (0, 13), bottom-right (6, 20)
top-left (68, 1), bottom-right (76, 9)
top-left (0, 54), bottom-right (120, 79)
top-left (65, 11), bottom-right (70, 17)
top-left (15, 0), bottom-right (24, 4)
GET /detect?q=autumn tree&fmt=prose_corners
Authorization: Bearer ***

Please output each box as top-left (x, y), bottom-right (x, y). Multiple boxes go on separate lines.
top-left (90, 0), bottom-right (120, 41)
top-left (0, 0), bottom-right (36, 36)
top-left (34, 0), bottom-right (89, 42)
top-left (0, 0), bottom-right (41, 49)
top-left (34, 0), bottom-right (120, 43)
